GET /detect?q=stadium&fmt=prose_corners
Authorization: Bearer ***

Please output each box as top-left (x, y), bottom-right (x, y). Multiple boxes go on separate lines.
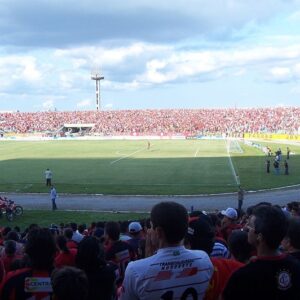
top-left (1, 2), bottom-right (300, 299)
top-left (0, 108), bottom-right (300, 196)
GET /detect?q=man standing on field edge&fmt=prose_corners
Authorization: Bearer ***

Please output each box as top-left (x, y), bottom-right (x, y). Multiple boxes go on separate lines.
top-left (50, 185), bottom-right (57, 211)
top-left (237, 186), bottom-right (244, 214)
top-left (45, 168), bottom-right (52, 186)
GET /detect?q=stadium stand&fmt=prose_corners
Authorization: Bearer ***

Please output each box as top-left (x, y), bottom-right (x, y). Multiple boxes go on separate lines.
top-left (0, 107), bottom-right (300, 136)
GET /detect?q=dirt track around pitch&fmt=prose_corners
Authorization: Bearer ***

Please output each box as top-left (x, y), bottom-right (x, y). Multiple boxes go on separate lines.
top-left (2, 187), bottom-right (300, 213)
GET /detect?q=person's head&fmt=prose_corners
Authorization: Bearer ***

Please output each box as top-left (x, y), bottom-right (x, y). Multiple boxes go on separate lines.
top-left (128, 222), bottom-right (142, 237)
top-left (186, 216), bottom-right (215, 254)
top-left (2, 226), bottom-right (12, 237)
top-left (25, 228), bottom-right (56, 270)
top-left (228, 230), bottom-right (254, 263)
top-left (64, 228), bottom-right (73, 240)
top-left (247, 205), bottom-right (288, 250)
top-left (120, 221), bottom-right (129, 234)
top-left (96, 221), bottom-right (104, 228)
top-left (151, 202), bottom-right (188, 244)
top-left (220, 208), bottom-right (237, 227)
top-left (105, 221), bottom-right (120, 241)
top-left (4, 240), bottom-right (17, 255)
top-left (6, 230), bottom-right (20, 242)
top-left (51, 266), bottom-right (89, 300)
top-left (281, 217), bottom-right (300, 252)
top-left (78, 224), bottom-right (86, 234)
top-left (13, 226), bottom-right (21, 233)
top-left (289, 202), bottom-right (300, 217)
top-left (76, 236), bottom-right (105, 271)
top-left (56, 235), bottom-right (69, 253)
top-left (70, 223), bottom-right (77, 232)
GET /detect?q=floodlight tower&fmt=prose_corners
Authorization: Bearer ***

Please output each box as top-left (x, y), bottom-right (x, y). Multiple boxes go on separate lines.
top-left (91, 70), bottom-right (104, 111)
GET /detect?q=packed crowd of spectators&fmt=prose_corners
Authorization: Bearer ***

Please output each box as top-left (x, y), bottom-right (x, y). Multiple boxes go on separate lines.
top-left (1, 107), bottom-right (300, 136)
top-left (0, 200), bottom-right (300, 299)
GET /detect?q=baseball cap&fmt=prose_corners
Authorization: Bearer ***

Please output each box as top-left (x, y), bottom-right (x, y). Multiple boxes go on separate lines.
top-left (186, 217), bottom-right (215, 252)
top-left (221, 208), bottom-right (238, 220)
top-left (128, 222), bottom-right (142, 233)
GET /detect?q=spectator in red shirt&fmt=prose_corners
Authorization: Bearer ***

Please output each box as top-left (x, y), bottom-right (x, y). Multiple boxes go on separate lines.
top-left (55, 235), bottom-right (77, 268)
top-left (1, 240), bottom-right (23, 273)
top-left (220, 208), bottom-right (242, 241)
top-left (64, 228), bottom-right (78, 249)
top-left (0, 228), bottom-right (56, 300)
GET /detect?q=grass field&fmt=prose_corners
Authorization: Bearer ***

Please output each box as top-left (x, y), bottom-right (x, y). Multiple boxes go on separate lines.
top-left (0, 210), bottom-right (149, 229)
top-left (0, 139), bottom-right (299, 195)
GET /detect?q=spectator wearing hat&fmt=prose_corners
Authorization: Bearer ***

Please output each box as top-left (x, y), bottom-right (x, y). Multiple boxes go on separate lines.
top-left (219, 208), bottom-right (242, 242)
top-left (127, 222), bottom-right (144, 258)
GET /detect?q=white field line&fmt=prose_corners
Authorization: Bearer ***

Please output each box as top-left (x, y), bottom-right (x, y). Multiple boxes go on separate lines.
top-left (23, 184), bottom-right (33, 190)
top-left (79, 182), bottom-right (236, 186)
top-left (110, 148), bottom-right (145, 165)
top-left (194, 148), bottom-right (199, 157)
top-left (225, 140), bottom-right (240, 186)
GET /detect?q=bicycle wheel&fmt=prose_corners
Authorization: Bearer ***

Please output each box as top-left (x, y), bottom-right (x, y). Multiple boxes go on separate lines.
top-left (14, 206), bottom-right (23, 216)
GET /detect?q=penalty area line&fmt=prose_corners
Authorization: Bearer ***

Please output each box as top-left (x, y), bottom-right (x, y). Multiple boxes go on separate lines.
top-left (110, 148), bottom-right (145, 165)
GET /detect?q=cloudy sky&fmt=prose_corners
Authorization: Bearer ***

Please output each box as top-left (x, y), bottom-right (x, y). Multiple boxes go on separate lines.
top-left (1, 0), bottom-right (300, 112)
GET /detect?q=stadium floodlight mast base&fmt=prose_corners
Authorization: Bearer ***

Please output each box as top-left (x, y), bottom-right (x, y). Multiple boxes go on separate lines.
top-left (91, 69), bottom-right (104, 111)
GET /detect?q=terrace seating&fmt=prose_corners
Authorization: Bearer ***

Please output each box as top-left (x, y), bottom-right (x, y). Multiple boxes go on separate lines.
top-left (0, 107), bottom-right (299, 135)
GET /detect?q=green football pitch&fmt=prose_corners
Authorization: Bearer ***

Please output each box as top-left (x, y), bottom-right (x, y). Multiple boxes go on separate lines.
top-left (0, 139), bottom-right (299, 195)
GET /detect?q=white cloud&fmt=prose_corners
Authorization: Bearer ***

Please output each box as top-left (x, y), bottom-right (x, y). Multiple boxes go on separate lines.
top-left (54, 43), bottom-right (171, 67)
top-left (42, 100), bottom-right (54, 111)
top-left (59, 73), bottom-right (73, 89)
top-left (21, 59), bottom-right (41, 81)
top-left (137, 44), bottom-right (300, 84)
top-left (77, 99), bottom-right (92, 108)
top-left (233, 69), bottom-right (246, 76)
top-left (104, 103), bottom-right (113, 109)
top-left (0, 56), bottom-right (42, 83)
top-left (270, 67), bottom-right (291, 79)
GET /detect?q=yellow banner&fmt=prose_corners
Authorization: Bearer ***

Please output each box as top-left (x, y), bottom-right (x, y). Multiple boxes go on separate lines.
top-left (244, 133), bottom-right (300, 140)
